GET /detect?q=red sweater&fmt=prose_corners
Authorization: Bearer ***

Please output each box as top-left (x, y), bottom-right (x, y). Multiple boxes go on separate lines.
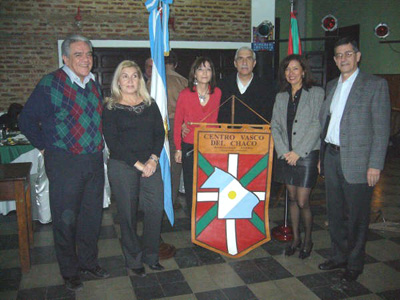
top-left (174, 86), bottom-right (221, 149)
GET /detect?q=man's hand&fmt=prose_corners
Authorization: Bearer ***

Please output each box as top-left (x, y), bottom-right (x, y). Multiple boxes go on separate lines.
top-left (175, 150), bottom-right (182, 163)
top-left (367, 168), bottom-right (381, 187)
top-left (182, 122), bottom-right (190, 138)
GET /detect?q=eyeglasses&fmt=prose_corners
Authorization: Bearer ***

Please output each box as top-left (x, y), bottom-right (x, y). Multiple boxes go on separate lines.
top-left (334, 51), bottom-right (356, 59)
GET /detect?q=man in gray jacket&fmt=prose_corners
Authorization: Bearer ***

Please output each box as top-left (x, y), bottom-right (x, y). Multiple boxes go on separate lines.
top-left (318, 37), bottom-right (391, 282)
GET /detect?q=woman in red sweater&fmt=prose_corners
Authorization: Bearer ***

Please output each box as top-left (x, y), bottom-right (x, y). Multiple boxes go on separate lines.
top-left (174, 57), bottom-right (221, 215)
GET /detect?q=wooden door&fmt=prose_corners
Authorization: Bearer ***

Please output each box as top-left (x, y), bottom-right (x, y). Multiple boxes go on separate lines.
top-left (305, 51), bottom-right (327, 87)
top-left (92, 48), bottom-right (236, 97)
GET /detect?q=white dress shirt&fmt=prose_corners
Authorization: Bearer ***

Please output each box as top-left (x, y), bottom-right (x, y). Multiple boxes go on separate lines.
top-left (325, 68), bottom-right (359, 146)
top-left (62, 65), bottom-right (95, 89)
top-left (236, 73), bottom-right (253, 94)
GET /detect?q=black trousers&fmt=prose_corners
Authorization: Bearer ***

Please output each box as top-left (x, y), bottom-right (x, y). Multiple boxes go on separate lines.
top-left (182, 142), bottom-right (194, 213)
top-left (44, 151), bottom-right (104, 278)
top-left (108, 159), bottom-right (164, 269)
top-left (324, 145), bottom-right (373, 272)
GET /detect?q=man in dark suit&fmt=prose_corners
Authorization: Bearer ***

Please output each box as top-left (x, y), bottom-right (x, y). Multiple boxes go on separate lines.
top-left (318, 37), bottom-right (391, 282)
top-left (164, 51), bottom-right (188, 207)
top-left (217, 46), bottom-right (275, 124)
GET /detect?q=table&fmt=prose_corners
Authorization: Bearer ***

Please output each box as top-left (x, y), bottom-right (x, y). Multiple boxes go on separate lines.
top-left (0, 163), bottom-right (33, 273)
top-left (0, 144), bottom-right (34, 164)
top-left (0, 144), bottom-right (111, 223)
top-left (0, 144), bottom-right (51, 223)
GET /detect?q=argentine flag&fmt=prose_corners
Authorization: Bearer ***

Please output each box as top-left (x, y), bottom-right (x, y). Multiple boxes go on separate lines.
top-left (201, 167), bottom-right (259, 219)
top-left (146, 0), bottom-right (174, 225)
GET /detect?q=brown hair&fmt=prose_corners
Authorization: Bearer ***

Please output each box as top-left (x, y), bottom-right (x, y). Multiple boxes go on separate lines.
top-left (188, 56), bottom-right (217, 94)
top-left (278, 54), bottom-right (314, 92)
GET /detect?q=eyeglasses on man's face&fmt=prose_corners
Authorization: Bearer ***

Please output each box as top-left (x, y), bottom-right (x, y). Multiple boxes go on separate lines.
top-left (334, 51), bottom-right (357, 59)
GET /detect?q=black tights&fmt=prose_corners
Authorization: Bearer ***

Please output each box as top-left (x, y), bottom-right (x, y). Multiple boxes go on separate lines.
top-left (286, 184), bottom-right (313, 250)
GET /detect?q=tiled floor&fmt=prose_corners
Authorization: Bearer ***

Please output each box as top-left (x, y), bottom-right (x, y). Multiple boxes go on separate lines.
top-left (1, 147), bottom-right (400, 300)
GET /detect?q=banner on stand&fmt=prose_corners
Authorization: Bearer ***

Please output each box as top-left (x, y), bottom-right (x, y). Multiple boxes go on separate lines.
top-left (192, 124), bottom-right (274, 258)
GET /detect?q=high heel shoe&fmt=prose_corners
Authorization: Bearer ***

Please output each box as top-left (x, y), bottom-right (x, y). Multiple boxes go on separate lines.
top-left (299, 242), bottom-right (313, 259)
top-left (284, 241), bottom-right (302, 256)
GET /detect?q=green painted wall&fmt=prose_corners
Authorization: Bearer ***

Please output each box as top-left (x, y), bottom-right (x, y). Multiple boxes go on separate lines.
top-left (276, 0), bottom-right (400, 74)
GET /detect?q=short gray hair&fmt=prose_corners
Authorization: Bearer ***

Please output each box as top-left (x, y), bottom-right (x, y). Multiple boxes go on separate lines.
top-left (61, 34), bottom-right (93, 57)
top-left (234, 46), bottom-right (256, 61)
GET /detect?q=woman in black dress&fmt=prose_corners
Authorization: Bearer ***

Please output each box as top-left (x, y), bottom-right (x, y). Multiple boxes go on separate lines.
top-left (102, 60), bottom-right (165, 277)
top-left (271, 54), bottom-right (324, 259)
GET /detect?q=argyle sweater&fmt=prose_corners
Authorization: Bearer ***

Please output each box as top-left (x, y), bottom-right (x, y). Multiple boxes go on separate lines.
top-left (19, 68), bottom-right (104, 154)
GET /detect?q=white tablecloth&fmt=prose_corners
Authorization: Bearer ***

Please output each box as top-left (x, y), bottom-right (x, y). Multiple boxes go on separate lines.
top-left (0, 149), bottom-right (111, 224)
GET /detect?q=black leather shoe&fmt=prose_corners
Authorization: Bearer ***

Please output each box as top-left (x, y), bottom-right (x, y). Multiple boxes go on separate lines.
top-left (148, 262), bottom-right (165, 271)
top-left (80, 266), bottom-right (110, 279)
top-left (284, 241), bottom-right (302, 256)
top-left (299, 243), bottom-right (313, 259)
top-left (132, 267), bottom-right (146, 277)
top-left (341, 269), bottom-right (362, 282)
top-left (64, 276), bottom-right (83, 292)
top-left (318, 260), bottom-right (347, 270)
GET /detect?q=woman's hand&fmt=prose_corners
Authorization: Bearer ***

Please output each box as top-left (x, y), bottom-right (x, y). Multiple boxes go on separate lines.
top-left (175, 150), bottom-right (182, 163)
top-left (142, 159), bottom-right (157, 177)
top-left (134, 161), bottom-right (145, 172)
top-left (284, 151), bottom-right (300, 166)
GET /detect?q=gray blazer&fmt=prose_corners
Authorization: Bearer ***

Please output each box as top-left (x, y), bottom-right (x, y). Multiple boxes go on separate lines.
top-left (271, 86), bottom-right (324, 159)
top-left (319, 71), bottom-right (391, 184)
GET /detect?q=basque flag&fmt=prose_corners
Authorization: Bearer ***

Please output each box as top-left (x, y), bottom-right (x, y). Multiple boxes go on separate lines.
top-left (201, 167), bottom-right (259, 219)
top-left (288, 11), bottom-right (302, 55)
top-left (146, 0), bottom-right (174, 225)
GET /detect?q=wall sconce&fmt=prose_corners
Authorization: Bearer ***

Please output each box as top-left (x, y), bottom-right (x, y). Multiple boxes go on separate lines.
top-left (321, 14), bottom-right (338, 32)
top-left (75, 7), bottom-right (82, 30)
top-left (374, 23), bottom-right (390, 39)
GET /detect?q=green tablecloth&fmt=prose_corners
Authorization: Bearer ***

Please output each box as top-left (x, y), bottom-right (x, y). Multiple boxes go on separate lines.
top-left (0, 144), bottom-right (35, 164)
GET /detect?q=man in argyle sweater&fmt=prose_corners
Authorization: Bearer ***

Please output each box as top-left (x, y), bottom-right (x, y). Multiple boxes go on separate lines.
top-left (19, 35), bottom-right (108, 291)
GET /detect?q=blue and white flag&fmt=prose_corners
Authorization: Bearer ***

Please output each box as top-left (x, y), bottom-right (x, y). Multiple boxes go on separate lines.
top-left (201, 167), bottom-right (260, 219)
top-left (146, 0), bottom-right (174, 225)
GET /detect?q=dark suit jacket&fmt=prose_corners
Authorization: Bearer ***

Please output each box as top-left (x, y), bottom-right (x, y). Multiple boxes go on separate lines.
top-left (319, 71), bottom-right (391, 184)
top-left (217, 73), bottom-right (275, 124)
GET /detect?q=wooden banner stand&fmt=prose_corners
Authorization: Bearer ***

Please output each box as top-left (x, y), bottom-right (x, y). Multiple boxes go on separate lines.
top-left (191, 123), bottom-right (274, 258)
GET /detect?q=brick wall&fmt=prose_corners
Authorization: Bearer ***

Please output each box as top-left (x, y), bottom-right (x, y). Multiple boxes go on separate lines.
top-left (0, 0), bottom-right (251, 110)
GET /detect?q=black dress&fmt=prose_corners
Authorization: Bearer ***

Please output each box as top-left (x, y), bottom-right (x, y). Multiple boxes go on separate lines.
top-left (274, 89), bottom-right (319, 188)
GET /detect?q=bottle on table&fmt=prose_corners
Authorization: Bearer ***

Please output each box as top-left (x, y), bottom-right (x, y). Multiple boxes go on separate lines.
top-left (1, 124), bottom-right (7, 141)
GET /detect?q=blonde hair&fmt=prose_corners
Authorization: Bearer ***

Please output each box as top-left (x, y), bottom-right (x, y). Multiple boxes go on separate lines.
top-left (105, 60), bottom-right (152, 109)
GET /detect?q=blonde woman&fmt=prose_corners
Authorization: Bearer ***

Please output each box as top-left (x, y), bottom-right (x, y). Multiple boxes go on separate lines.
top-left (102, 60), bottom-right (165, 277)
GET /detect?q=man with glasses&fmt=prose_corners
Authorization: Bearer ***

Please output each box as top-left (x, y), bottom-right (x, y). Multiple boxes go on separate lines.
top-left (318, 37), bottom-right (390, 282)
top-left (19, 34), bottom-right (109, 291)
top-left (217, 46), bottom-right (275, 124)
